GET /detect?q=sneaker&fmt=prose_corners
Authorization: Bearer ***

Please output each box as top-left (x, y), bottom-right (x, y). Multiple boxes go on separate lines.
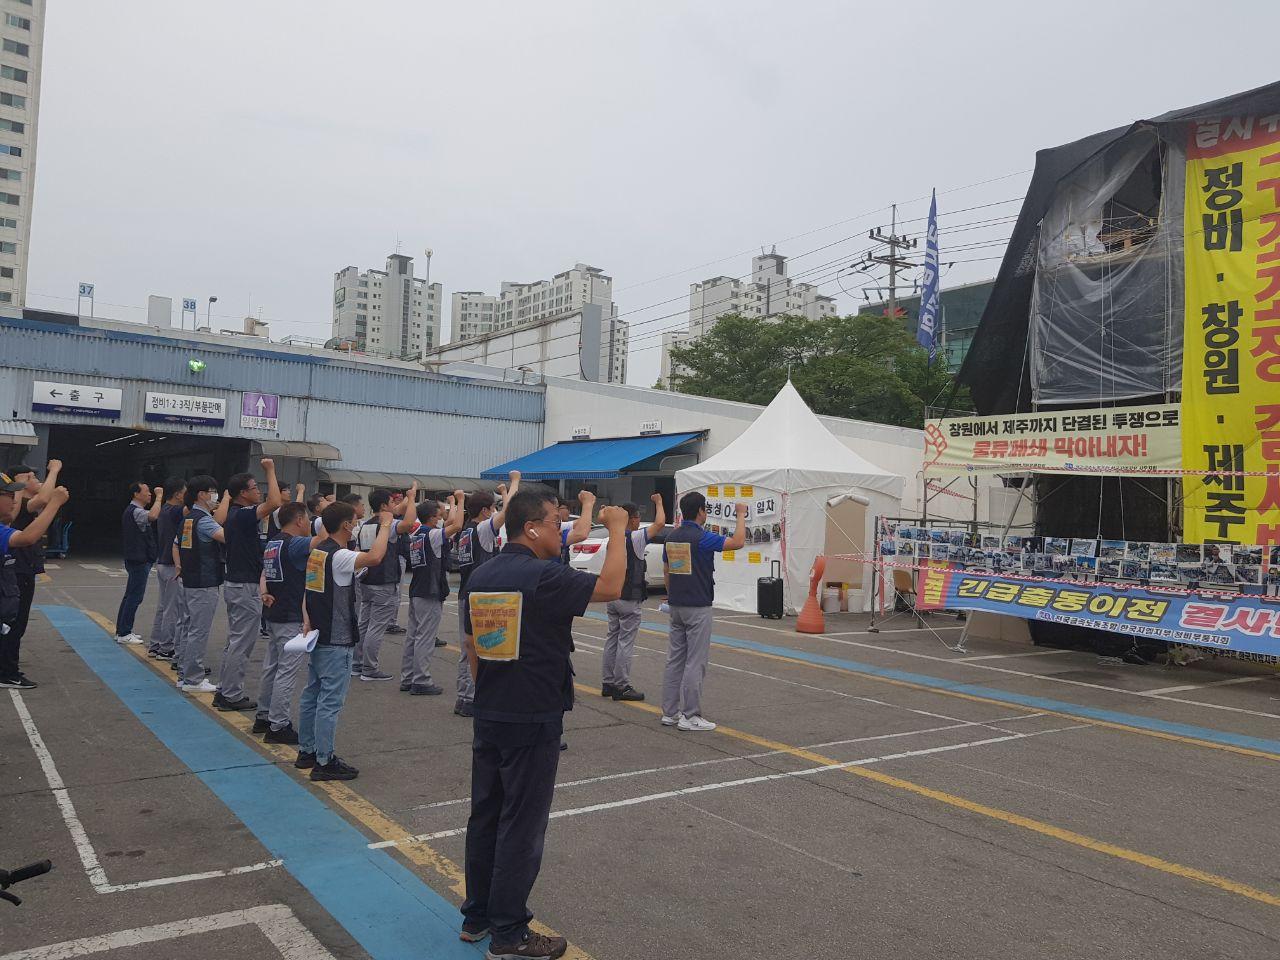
top-left (115, 634), bottom-right (143, 645)
top-left (251, 717), bottom-right (270, 734)
top-left (399, 680), bottom-right (412, 692)
top-left (460, 920), bottom-right (491, 943)
top-left (264, 723), bottom-right (300, 745)
top-left (486, 930), bottom-right (568, 959)
top-left (169, 661), bottom-right (179, 671)
top-left (310, 756), bottom-right (359, 781)
top-left (410, 682), bottom-right (443, 696)
top-left (434, 636), bottom-right (447, 647)
top-left (454, 699), bottom-right (474, 717)
top-left (359, 670), bottom-right (393, 682)
top-left (151, 651), bottom-right (174, 662)
top-left (350, 664), bottom-right (362, 677)
top-left (660, 714), bottom-right (681, 727)
top-left (215, 695), bottom-right (257, 712)
top-left (560, 739), bottom-right (568, 751)
top-left (0, 673), bottom-right (36, 689)
top-left (611, 684), bottom-right (645, 702)
top-left (180, 679), bottom-right (218, 694)
top-left (294, 751), bottom-right (316, 769)
top-left (386, 624), bottom-right (406, 635)
top-left (600, 683), bottom-right (619, 698)
top-left (678, 715), bottom-right (717, 732)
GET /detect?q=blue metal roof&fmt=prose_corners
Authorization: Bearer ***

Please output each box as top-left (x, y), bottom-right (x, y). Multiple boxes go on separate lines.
top-left (482, 432), bottom-right (703, 481)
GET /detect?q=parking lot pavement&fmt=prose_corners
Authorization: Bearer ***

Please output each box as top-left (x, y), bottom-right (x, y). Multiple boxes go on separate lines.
top-left (3, 559), bottom-right (1279, 959)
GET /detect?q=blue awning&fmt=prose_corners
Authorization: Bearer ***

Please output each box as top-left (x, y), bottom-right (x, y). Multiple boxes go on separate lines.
top-left (482, 432), bottom-right (703, 481)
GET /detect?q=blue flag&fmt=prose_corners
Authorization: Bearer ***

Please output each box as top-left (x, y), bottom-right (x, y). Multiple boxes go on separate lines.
top-left (917, 189), bottom-right (940, 362)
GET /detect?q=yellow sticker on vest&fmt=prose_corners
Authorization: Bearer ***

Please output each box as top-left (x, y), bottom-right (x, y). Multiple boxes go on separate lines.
top-left (305, 549), bottom-right (327, 593)
top-left (180, 518), bottom-right (194, 549)
top-left (468, 592), bottom-right (522, 661)
top-left (666, 541), bottom-right (693, 575)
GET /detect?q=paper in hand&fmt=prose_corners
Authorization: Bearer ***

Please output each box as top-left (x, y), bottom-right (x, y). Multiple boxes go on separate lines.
top-left (283, 629), bottom-right (319, 654)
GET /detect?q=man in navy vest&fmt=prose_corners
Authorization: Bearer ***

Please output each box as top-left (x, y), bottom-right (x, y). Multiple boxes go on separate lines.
top-left (114, 481), bottom-right (163, 644)
top-left (353, 484), bottom-right (418, 681)
top-left (661, 491), bottom-right (746, 732)
top-left (400, 491), bottom-right (464, 695)
top-left (0, 480), bottom-right (69, 689)
top-left (295, 500), bottom-right (392, 781)
top-left (148, 478), bottom-right (186, 661)
top-left (255, 501), bottom-right (316, 744)
top-left (454, 471), bottom-right (519, 716)
top-left (4, 460), bottom-right (63, 685)
top-left (175, 476), bottom-right (226, 694)
top-left (213, 459), bottom-right (281, 712)
top-left (601, 493), bottom-right (666, 702)
top-left (458, 490), bottom-right (627, 959)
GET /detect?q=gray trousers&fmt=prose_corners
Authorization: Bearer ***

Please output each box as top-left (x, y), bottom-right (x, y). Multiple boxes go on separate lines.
top-left (355, 582), bottom-right (399, 673)
top-left (603, 599), bottom-right (642, 688)
top-left (149, 564), bottom-right (181, 655)
top-left (257, 620), bottom-right (306, 729)
top-left (401, 596), bottom-right (443, 685)
top-left (173, 583), bottom-right (192, 667)
top-left (456, 608), bottom-right (475, 703)
top-left (661, 605), bottom-right (714, 719)
top-left (179, 585), bottom-right (220, 684)
top-left (217, 582), bottom-right (262, 701)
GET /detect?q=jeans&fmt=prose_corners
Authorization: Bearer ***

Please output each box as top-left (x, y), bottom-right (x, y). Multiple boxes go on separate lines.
top-left (114, 561), bottom-right (153, 637)
top-left (298, 644), bottom-right (354, 765)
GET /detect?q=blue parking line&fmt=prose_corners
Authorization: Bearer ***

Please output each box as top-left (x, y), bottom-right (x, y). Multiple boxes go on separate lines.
top-left (583, 610), bottom-right (1280, 757)
top-left (39, 604), bottom-right (478, 960)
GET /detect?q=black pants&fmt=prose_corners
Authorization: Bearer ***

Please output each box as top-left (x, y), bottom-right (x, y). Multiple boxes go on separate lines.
top-left (462, 719), bottom-right (562, 943)
top-left (0, 573), bottom-right (36, 678)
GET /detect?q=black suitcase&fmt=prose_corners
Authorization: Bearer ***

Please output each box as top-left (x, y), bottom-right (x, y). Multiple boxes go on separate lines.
top-left (757, 560), bottom-right (784, 619)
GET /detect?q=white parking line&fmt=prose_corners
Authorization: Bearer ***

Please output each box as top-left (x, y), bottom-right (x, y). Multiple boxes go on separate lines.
top-left (1141, 675), bottom-right (1273, 696)
top-left (0, 903), bottom-right (334, 960)
top-left (9, 690), bottom-right (281, 895)
top-left (373, 724), bottom-right (1087, 849)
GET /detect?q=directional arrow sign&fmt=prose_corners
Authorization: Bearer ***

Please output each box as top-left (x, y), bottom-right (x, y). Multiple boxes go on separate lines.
top-left (240, 392), bottom-right (279, 431)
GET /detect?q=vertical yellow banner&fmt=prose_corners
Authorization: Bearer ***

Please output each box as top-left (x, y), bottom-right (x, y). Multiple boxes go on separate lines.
top-left (1182, 117), bottom-right (1280, 545)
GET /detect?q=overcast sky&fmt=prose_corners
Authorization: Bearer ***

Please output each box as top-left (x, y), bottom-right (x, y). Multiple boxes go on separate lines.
top-left (27, 1), bottom-right (1280, 386)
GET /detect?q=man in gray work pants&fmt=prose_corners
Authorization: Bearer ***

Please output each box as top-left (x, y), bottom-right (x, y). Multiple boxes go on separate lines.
top-left (179, 586), bottom-right (221, 690)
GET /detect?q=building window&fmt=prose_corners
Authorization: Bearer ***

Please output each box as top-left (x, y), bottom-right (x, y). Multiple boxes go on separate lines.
top-left (0, 66), bottom-right (27, 83)
top-left (0, 192), bottom-right (18, 205)
top-left (0, 266), bottom-right (12, 278)
top-left (4, 14), bottom-right (30, 29)
top-left (2, 40), bottom-right (28, 56)
top-left (0, 119), bottom-right (23, 133)
top-left (0, 219), bottom-right (13, 229)
top-left (0, 145), bottom-right (20, 157)
top-left (0, 168), bottom-right (19, 181)
top-left (0, 291), bottom-right (11, 303)
top-left (0, 93), bottom-right (23, 109)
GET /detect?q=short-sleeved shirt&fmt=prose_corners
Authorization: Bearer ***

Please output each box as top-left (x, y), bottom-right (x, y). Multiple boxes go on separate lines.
top-left (627, 528), bottom-right (648, 558)
top-left (0, 523), bottom-right (14, 555)
top-left (327, 548), bottom-right (360, 587)
top-left (176, 505), bottom-right (222, 544)
top-left (280, 536), bottom-right (314, 571)
top-left (474, 516), bottom-right (499, 552)
top-left (127, 502), bottom-right (151, 533)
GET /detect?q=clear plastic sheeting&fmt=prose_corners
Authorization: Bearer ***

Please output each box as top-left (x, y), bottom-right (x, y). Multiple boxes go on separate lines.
top-left (1030, 126), bottom-right (1184, 403)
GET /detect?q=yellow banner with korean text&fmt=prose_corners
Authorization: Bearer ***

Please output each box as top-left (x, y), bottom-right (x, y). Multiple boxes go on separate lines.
top-left (1182, 116), bottom-right (1280, 545)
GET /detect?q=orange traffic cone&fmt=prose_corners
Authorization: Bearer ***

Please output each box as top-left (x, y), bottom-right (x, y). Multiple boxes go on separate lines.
top-left (796, 555), bottom-right (826, 634)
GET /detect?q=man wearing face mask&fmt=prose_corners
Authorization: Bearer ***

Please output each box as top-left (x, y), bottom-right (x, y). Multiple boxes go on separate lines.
top-left (175, 476), bottom-right (226, 694)
top-left (213, 460), bottom-right (281, 711)
top-left (400, 491), bottom-right (465, 695)
top-left (353, 483), bottom-right (418, 681)
top-left (457, 491), bottom-right (626, 959)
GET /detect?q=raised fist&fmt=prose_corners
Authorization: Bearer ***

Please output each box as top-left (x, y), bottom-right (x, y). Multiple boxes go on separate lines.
top-left (735, 502), bottom-right (747, 518)
top-left (578, 489), bottom-right (596, 506)
top-left (47, 459), bottom-right (63, 474)
top-left (51, 485), bottom-right (70, 505)
top-left (260, 458), bottom-right (275, 470)
top-left (600, 505), bottom-right (628, 533)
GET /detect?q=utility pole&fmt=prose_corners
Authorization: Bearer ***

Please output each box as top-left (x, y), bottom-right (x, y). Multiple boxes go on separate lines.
top-left (858, 204), bottom-right (917, 320)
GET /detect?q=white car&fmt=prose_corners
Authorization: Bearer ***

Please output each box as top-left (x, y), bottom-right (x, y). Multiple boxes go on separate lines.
top-left (568, 524), bottom-right (672, 591)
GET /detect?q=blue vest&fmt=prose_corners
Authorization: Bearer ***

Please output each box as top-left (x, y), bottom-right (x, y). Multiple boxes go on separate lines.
top-left (121, 503), bottom-right (157, 564)
top-left (178, 509), bottom-right (224, 588)
top-left (305, 539), bottom-right (358, 647)
top-left (155, 504), bottom-right (183, 566)
top-left (263, 534), bottom-right (305, 623)
top-left (407, 527), bottom-right (450, 600)
top-left (465, 546), bottom-right (574, 724)
top-left (665, 522), bottom-right (716, 608)
top-left (224, 503), bottom-right (265, 583)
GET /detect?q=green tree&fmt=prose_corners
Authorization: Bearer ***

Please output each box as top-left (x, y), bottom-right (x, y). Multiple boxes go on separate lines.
top-left (668, 312), bottom-right (969, 427)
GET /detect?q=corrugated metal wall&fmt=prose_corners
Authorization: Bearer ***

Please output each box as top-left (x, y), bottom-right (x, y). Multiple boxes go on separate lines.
top-left (0, 317), bottom-right (545, 475)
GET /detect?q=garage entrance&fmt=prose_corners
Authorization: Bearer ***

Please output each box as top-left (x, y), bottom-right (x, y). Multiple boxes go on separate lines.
top-left (44, 424), bottom-right (252, 552)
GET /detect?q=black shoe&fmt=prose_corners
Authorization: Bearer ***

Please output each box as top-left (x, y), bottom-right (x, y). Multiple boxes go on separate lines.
top-left (152, 651), bottom-right (175, 662)
top-left (310, 756), bottom-right (359, 781)
top-left (0, 673), bottom-right (36, 689)
top-left (411, 682), bottom-right (443, 696)
top-left (434, 636), bottom-right (446, 647)
top-left (560, 739), bottom-right (568, 751)
top-left (454, 698), bottom-right (474, 717)
top-left (251, 717), bottom-right (270, 734)
top-left (487, 930), bottom-right (568, 959)
top-left (169, 660), bottom-right (180, 671)
top-left (294, 751), bottom-right (316, 769)
top-left (600, 683), bottom-right (619, 698)
top-left (264, 723), bottom-right (300, 745)
top-left (215, 695), bottom-right (257, 712)
top-left (611, 684), bottom-right (645, 702)
top-left (386, 624), bottom-right (406, 634)
top-left (399, 681), bottom-right (412, 692)
top-left (459, 920), bottom-right (491, 943)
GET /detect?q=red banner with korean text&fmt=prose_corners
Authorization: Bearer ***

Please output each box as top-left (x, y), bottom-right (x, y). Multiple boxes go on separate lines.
top-left (1182, 116), bottom-right (1280, 546)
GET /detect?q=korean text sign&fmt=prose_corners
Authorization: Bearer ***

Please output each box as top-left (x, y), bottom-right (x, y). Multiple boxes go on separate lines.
top-left (1182, 116), bottom-right (1280, 545)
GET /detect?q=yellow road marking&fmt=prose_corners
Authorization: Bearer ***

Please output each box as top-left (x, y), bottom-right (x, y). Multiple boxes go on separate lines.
top-left (81, 611), bottom-right (593, 959)
top-left (619, 622), bottom-right (1280, 763)
top-left (573, 681), bottom-right (1280, 909)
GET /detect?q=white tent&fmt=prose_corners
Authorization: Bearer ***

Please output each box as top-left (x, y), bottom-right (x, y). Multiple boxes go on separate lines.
top-left (676, 382), bottom-right (905, 614)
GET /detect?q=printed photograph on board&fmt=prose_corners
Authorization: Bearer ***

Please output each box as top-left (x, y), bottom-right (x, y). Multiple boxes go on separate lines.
top-left (1232, 546), bottom-right (1263, 567)
top-left (1099, 539), bottom-right (1126, 561)
top-left (880, 539), bottom-right (897, 556)
top-left (1070, 539), bottom-right (1098, 558)
top-left (1177, 563), bottom-right (1209, 584)
top-left (1120, 559), bottom-right (1149, 580)
top-left (981, 534), bottom-right (1002, 550)
top-left (1125, 542), bottom-right (1151, 560)
top-left (1044, 537), bottom-right (1069, 556)
top-left (1098, 558), bottom-right (1122, 579)
top-left (1150, 543), bottom-right (1176, 563)
top-left (1149, 562), bottom-right (1178, 581)
top-left (1175, 543), bottom-right (1203, 563)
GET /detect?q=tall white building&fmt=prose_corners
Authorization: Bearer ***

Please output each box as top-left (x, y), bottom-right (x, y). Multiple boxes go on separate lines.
top-left (332, 253), bottom-right (442, 360)
top-left (0, 0), bottom-right (43, 308)
top-left (660, 248), bottom-right (837, 387)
